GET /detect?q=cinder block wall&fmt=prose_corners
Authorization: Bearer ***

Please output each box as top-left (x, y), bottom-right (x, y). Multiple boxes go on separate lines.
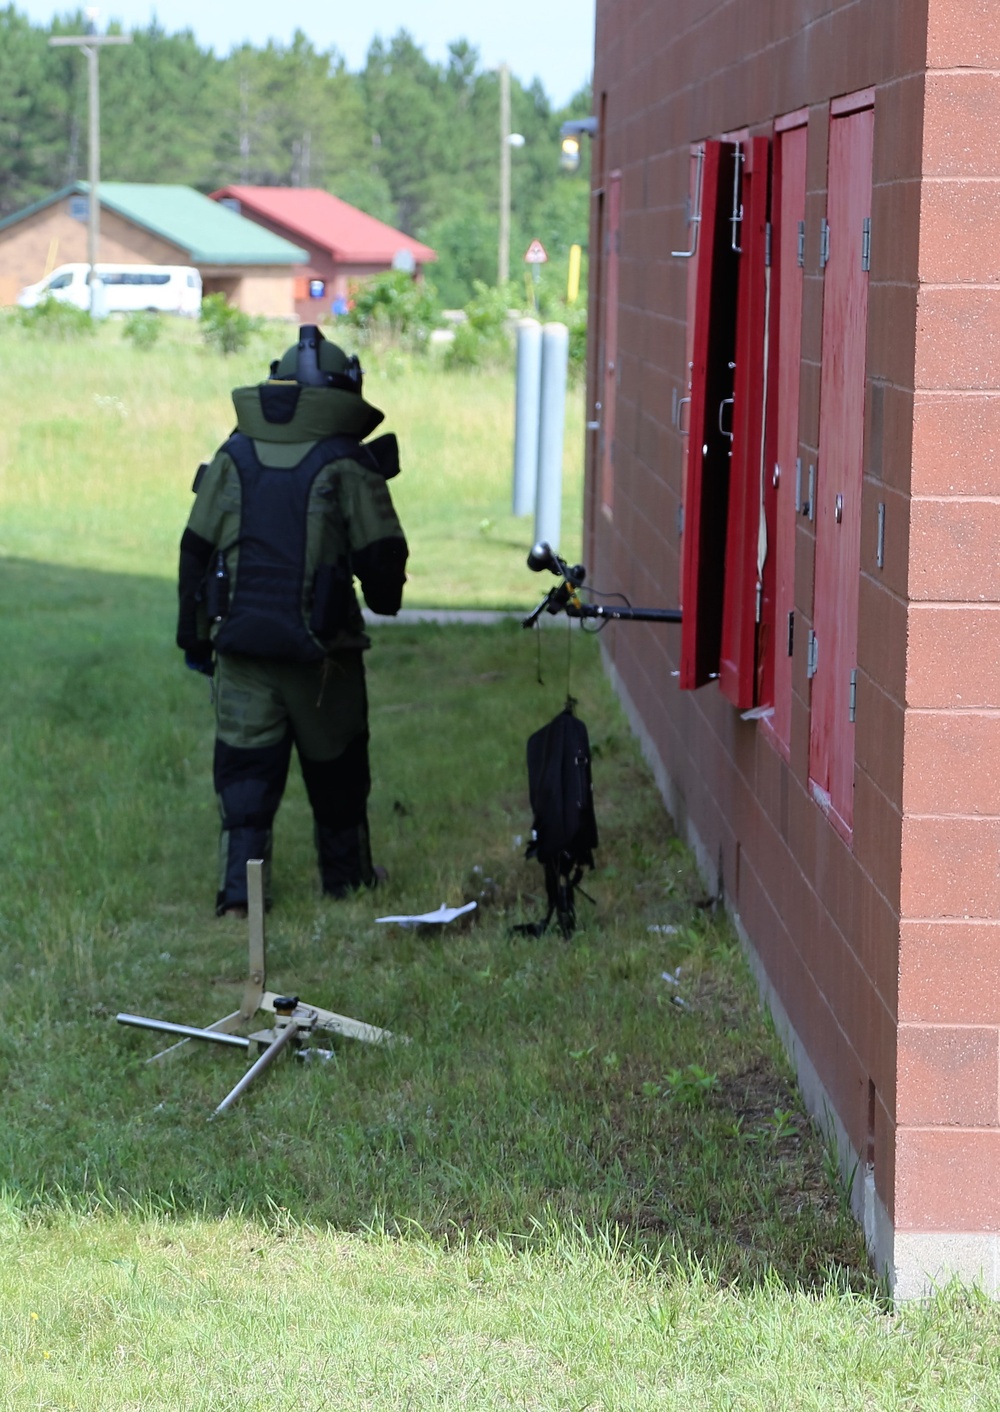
top-left (586, 0), bottom-right (942, 1290)
top-left (894, 0), bottom-right (1000, 1290)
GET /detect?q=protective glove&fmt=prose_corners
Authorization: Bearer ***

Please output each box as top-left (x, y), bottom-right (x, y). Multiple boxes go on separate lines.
top-left (184, 643), bottom-right (215, 677)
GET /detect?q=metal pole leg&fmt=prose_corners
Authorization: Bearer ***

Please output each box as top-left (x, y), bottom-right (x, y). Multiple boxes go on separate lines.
top-left (117, 1014), bottom-right (251, 1050)
top-left (212, 1022), bottom-right (300, 1118)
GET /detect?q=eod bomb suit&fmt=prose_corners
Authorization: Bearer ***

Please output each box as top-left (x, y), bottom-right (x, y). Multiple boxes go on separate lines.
top-left (177, 326), bottom-right (409, 914)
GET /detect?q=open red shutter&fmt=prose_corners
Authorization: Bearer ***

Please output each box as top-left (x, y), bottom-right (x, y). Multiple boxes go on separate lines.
top-left (762, 118), bottom-right (808, 752)
top-left (719, 136), bottom-right (772, 709)
top-left (808, 103), bottom-right (874, 837)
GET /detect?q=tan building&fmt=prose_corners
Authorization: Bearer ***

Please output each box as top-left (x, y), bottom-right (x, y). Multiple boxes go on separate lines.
top-left (0, 182), bottom-right (307, 315)
top-left (585, 0), bottom-right (1000, 1297)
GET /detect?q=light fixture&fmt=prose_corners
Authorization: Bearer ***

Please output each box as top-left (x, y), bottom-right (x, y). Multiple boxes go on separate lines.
top-left (559, 116), bottom-right (598, 173)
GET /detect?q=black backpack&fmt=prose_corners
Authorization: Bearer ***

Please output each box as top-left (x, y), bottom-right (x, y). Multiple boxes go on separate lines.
top-left (518, 705), bottom-right (598, 938)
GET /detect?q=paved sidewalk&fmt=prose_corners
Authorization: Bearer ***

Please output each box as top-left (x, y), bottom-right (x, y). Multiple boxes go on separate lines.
top-left (364, 607), bottom-right (552, 626)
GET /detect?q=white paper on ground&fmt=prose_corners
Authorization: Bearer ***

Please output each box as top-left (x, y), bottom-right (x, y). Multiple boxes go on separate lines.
top-left (375, 900), bottom-right (478, 928)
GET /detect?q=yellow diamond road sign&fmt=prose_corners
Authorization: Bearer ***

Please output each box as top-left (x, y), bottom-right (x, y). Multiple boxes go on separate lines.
top-left (524, 239), bottom-right (548, 264)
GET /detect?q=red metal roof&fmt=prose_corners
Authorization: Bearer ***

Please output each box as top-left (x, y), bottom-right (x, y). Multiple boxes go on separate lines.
top-left (210, 186), bottom-right (436, 266)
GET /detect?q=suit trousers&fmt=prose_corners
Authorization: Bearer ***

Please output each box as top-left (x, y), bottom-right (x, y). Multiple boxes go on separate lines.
top-left (212, 651), bottom-right (373, 912)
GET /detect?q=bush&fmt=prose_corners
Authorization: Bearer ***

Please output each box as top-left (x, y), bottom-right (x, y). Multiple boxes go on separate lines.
top-left (199, 292), bottom-right (260, 355)
top-left (444, 281), bottom-right (518, 371)
top-left (13, 295), bottom-right (95, 340)
top-left (121, 310), bottom-right (163, 350)
top-left (345, 271), bottom-right (439, 350)
top-left (564, 303), bottom-right (588, 381)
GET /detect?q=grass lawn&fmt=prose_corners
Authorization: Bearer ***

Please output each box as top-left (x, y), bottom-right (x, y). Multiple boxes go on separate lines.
top-left (0, 316), bottom-right (583, 606)
top-left (2, 317), bottom-right (999, 1408)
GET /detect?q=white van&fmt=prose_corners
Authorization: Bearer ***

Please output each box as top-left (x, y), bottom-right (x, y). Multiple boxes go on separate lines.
top-left (17, 263), bottom-right (202, 316)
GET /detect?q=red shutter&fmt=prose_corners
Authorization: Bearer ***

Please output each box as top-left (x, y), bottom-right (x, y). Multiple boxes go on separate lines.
top-left (763, 119), bottom-right (808, 752)
top-left (599, 171), bottom-right (621, 514)
top-left (808, 102), bottom-right (874, 836)
top-left (679, 141), bottom-right (739, 689)
top-left (718, 136), bottom-right (771, 709)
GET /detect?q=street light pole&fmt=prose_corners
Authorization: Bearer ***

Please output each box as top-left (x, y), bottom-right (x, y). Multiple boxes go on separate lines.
top-left (48, 26), bottom-right (131, 313)
top-left (498, 62), bottom-right (511, 287)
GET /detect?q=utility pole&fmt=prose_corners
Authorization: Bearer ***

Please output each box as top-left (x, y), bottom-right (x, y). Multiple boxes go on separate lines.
top-left (498, 62), bottom-right (511, 287)
top-left (49, 21), bottom-right (132, 314)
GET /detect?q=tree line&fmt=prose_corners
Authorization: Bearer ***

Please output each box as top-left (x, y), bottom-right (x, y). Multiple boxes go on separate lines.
top-left (0, 8), bottom-right (592, 307)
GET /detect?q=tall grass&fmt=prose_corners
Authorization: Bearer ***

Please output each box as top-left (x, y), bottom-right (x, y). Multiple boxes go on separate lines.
top-left (5, 1208), bottom-right (1000, 1411)
top-left (0, 315), bottom-right (582, 606)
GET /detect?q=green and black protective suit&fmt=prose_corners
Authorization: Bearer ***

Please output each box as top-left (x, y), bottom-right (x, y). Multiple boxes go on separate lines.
top-left (177, 373), bottom-right (408, 914)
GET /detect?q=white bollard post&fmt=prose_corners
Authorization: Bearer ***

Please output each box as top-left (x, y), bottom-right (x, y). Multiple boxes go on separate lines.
top-left (512, 317), bottom-right (542, 516)
top-left (534, 321), bottom-right (569, 552)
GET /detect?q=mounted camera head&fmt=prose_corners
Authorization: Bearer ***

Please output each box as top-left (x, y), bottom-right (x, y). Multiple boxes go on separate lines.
top-left (526, 542), bottom-right (586, 588)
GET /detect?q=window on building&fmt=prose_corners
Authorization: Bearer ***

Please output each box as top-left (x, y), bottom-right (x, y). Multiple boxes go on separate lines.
top-left (678, 139), bottom-right (741, 690)
top-left (678, 133), bottom-right (798, 716)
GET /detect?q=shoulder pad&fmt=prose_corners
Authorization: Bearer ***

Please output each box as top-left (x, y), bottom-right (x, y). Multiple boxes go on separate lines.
top-left (364, 433), bottom-right (400, 480)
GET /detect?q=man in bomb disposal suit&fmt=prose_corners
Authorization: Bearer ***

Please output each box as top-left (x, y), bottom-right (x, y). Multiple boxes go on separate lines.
top-left (177, 326), bottom-right (409, 916)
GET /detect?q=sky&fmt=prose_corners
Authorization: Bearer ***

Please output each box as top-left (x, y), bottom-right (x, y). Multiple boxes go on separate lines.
top-left (15, 0), bottom-right (596, 108)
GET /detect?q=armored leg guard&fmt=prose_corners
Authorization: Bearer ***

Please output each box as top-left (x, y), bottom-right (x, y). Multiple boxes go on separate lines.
top-left (214, 735), bottom-right (292, 914)
top-left (299, 733), bottom-right (373, 897)
top-left (313, 822), bottom-right (375, 898)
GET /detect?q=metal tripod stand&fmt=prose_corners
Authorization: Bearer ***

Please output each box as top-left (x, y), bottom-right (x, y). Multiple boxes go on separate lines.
top-left (117, 860), bottom-right (398, 1116)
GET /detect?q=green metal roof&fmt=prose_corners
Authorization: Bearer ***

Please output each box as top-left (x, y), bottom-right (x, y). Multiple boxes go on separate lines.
top-left (97, 184), bottom-right (307, 264)
top-left (0, 182), bottom-right (307, 265)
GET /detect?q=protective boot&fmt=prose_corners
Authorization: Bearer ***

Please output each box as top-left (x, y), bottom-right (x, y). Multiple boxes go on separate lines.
top-left (315, 820), bottom-right (375, 898)
top-left (216, 824), bottom-right (274, 916)
top-left (300, 733), bottom-right (373, 898)
top-left (213, 734), bottom-right (291, 915)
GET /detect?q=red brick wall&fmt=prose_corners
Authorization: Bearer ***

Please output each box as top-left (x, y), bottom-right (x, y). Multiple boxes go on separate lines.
top-left (588, 0), bottom-right (930, 1242)
top-left (895, 0), bottom-right (1000, 1235)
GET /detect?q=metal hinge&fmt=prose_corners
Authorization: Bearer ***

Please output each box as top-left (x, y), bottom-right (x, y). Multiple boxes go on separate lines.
top-left (802, 462), bottom-right (815, 520)
top-left (787, 611), bottom-right (795, 658)
top-left (820, 218), bottom-right (830, 269)
top-left (671, 145), bottom-right (705, 259)
top-left (807, 631), bottom-right (818, 679)
top-left (876, 502), bottom-right (885, 568)
top-left (730, 142), bottom-right (745, 252)
top-left (765, 221), bottom-right (772, 267)
top-left (677, 504), bottom-right (684, 538)
top-left (862, 217), bottom-right (872, 272)
top-left (849, 668), bottom-right (858, 722)
top-left (756, 579), bottom-right (763, 624)
top-left (797, 220), bottom-right (805, 268)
